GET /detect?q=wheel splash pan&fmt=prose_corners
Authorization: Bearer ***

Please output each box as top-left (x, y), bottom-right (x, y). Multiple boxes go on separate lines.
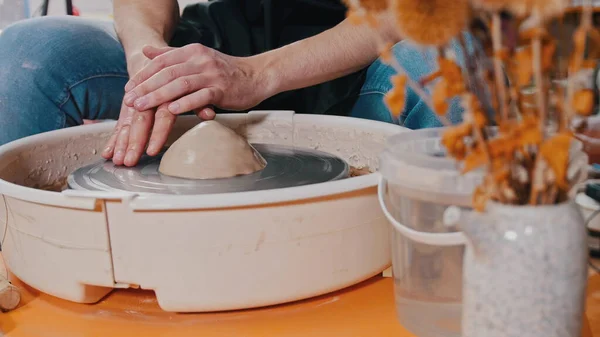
top-left (67, 143), bottom-right (350, 195)
top-left (0, 111), bottom-right (407, 312)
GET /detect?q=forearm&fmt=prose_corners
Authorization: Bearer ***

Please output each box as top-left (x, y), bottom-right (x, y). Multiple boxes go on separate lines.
top-left (251, 13), bottom-right (400, 97)
top-left (113, 0), bottom-right (180, 71)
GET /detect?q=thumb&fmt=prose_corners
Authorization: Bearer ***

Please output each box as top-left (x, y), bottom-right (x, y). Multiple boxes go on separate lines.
top-left (195, 107), bottom-right (216, 121)
top-left (142, 45), bottom-right (176, 59)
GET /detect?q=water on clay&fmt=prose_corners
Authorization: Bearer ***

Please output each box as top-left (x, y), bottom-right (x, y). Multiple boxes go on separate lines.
top-left (67, 143), bottom-right (368, 195)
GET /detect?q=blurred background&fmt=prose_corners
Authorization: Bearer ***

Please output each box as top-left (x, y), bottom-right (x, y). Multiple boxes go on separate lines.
top-left (28, 0), bottom-right (201, 17)
top-left (1, 0), bottom-right (202, 29)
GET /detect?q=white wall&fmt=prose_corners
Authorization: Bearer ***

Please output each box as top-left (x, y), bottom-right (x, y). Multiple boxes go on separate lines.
top-left (28, 0), bottom-right (203, 17)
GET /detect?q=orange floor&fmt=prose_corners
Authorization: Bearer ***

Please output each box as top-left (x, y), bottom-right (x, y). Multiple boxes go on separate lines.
top-left (0, 270), bottom-right (597, 337)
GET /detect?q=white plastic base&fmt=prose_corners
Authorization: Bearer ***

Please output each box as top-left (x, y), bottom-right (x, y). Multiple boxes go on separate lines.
top-left (0, 111), bottom-right (407, 312)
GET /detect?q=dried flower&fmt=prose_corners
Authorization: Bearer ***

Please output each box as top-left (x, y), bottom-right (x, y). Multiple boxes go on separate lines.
top-left (462, 143), bottom-right (489, 173)
top-left (441, 123), bottom-right (472, 160)
top-left (432, 80), bottom-right (450, 115)
top-left (473, 185), bottom-right (488, 212)
top-left (363, 0), bottom-right (582, 208)
top-left (513, 47), bottom-right (534, 87)
top-left (439, 59), bottom-right (466, 95)
top-left (573, 89), bottom-right (595, 116)
top-left (515, 115), bottom-right (543, 146)
top-left (379, 42), bottom-right (394, 63)
top-left (384, 74), bottom-right (408, 117)
top-left (391, 0), bottom-right (470, 46)
top-left (539, 132), bottom-right (572, 190)
top-left (471, 0), bottom-right (568, 18)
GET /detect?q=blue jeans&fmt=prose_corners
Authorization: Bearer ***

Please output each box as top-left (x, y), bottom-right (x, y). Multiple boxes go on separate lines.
top-left (349, 39), bottom-right (473, 128)
top-left (0, 16), bottom-right (467, 146)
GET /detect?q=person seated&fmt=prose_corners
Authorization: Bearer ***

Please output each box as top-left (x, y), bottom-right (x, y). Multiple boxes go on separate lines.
top-left (0, 0), bottom-right (468, 167)
top-left (1, 0), bottom-right (597, 168)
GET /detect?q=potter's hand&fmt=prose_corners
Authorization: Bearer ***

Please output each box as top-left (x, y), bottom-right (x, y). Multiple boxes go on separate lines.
top-left (122, 44), bottom-right (267, 114)
top-left (102, 51), bottom-right (216, 167)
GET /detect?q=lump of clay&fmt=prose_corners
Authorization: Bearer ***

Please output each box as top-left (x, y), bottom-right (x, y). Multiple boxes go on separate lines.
top-left (159, 120), bottom-right (266, 179)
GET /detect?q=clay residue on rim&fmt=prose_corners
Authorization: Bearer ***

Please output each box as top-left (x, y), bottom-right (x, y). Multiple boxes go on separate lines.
top-left (0, 132), bottom-right (110, 192)
top-left (349, 166), bottom-right (372, 177)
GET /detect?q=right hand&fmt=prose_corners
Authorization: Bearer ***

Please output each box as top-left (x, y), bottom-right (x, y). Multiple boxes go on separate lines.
top-left (101, 50), bottom-right (216, 166)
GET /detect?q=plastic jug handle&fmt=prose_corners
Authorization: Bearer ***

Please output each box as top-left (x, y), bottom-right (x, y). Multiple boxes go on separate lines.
top-left (378, 176), bottom-right (468, 246)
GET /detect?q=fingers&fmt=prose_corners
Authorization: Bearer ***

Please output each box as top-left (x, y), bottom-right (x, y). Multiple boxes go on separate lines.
top-left (112, 121), bottom-right (132, 166)
top-left (134, 75), bottom-right (212, 111)
top-left (195, 107), bottom-right (216, 120)
top-left (124, 109), bottom-right (155, 166)
top-left (147, 104), bottom-right (177, 156)
top-left (124, 50), bottom-right (187, 92)
top-left (168, 88), bottom-right (222, 115)
top-left (102, 126), bottom-right (119, 159)
top-left (123, 63), bottom-right (204, 108)
top-left (143, 45), bottom-right (176, 60)
top-left (102, 102), bottom-right (133, 159)
top-left (124, 44), bottom-right (205, 92)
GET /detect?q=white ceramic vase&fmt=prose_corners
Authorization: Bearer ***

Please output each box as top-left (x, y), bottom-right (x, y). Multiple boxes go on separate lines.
top-left (451, 201), bottom-right (588, 337)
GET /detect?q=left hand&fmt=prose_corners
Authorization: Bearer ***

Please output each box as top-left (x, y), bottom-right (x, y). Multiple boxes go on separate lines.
top-left (122, 44), bottom-right (269, 115)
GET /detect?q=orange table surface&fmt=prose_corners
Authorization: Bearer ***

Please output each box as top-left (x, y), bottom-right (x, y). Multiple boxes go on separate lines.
top-left (0, 271), bottom-right (598, 337)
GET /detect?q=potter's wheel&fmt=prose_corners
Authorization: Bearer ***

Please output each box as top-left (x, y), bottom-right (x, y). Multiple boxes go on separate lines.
top-left (67, 143), bottom-right (349, 195)
top-left (0, 112), bottom-right (404, 312)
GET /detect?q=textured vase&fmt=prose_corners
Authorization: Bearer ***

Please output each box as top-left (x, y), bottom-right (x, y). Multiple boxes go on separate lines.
top-left (458, 201), bottom-right (588, 337)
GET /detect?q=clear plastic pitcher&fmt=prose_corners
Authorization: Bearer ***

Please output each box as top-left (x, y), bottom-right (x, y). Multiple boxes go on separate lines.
top-left (377, 127), bottom-right (588, 337)
top-left (0, 0), bottom-right (30, 30)
top-left (377, 128), bottom-right (480, 337)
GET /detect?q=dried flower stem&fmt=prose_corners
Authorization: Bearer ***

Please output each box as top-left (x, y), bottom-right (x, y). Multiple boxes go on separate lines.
top-left (531, 14), bottom-right (546, 133)
top-left (547, 185), bottom-right (558, 205)
top-left (529, 9), bottom-right (548, 205)
top-left (457, 35), bottom-right (495, 120)
top-left (387, 54), bottom-right (452, 126)
top-left (529, 160), bottom-right (541, 205)
top-left (462, 94), bottom-right (491, 165)
top-left (491, 13), bottom-right (509, 121)
top-left (565, 0), bottom-right (594, 127)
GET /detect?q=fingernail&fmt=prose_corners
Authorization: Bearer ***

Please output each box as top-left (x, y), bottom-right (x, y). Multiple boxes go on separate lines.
top-left (205, 109), bottom-right (216, 119)
top-left (147, 142), bottom-right (158, 154)
top-left (168, 102), bottom-right (180, 114)
top-left (125, 150), bottom-right (136, 164)
top-left (134, 96), bottom-right (148, 110)
top-left (103, 146), bottom-right (112, 154)
top-left (114, 150), bottom-right (125, 160)
top-left (124, 92), bottom-right (137, 105)
top-left (124, 81), bottom-right (135, 92)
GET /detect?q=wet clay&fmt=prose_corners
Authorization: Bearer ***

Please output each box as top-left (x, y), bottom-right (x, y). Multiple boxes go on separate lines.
top-left (159, 120), bottom-right (267, 180)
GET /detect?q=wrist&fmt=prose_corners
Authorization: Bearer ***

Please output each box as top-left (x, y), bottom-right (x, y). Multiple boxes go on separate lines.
top-left (246, 53), bottom-right (282, 102)
top-left (126, 51), bottom-right (150, 75)
top-left (124, 39), bottom-right (169, 75)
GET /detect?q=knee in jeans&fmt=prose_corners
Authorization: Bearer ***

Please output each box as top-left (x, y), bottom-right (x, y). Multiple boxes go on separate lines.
top-left (0, 17), bottom-right (120, 74)
top-left (1, 18), bottom-right (88, 66)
